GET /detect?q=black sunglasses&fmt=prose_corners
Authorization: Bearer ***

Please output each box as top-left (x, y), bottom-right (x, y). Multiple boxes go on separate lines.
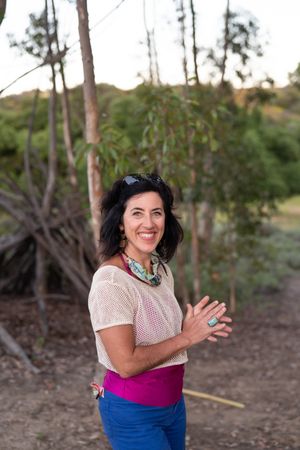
top-left (123, 173), bottom-right (163, 186)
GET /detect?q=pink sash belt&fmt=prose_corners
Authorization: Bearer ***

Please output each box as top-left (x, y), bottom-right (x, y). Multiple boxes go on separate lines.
top-left (103, 364), bottom-right (185, 407)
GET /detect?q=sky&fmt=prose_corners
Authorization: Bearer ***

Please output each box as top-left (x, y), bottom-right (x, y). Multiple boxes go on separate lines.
top-left (1, 0), bottom-right (300, 97)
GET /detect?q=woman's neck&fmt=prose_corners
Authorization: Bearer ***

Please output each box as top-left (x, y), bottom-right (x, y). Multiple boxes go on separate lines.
top-left (123, 248), bottom-right (152, 272)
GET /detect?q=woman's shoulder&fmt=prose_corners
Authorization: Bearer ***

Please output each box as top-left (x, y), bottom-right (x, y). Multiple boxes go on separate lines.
top-left (93, 266), bottom-right (124, 283)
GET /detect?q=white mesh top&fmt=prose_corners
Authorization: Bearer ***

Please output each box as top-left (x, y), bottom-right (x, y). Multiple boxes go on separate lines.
top-left (88, 263), bottom-right (188, 372)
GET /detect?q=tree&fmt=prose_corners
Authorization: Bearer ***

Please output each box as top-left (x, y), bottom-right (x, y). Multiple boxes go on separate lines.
top-left (207, 0), bottom-right (263, 85)
top-left (51, 0), bottom-right (78, 191)
top-left (176, 0), bottom-right (201, 303)
top-left (76, 0), bottom-right (103, 245)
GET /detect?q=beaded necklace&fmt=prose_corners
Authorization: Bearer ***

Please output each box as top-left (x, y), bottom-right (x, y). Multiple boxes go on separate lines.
top-left (119, 252), bottom-right (162, 287)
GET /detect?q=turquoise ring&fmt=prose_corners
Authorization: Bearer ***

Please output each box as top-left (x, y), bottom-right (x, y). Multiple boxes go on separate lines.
top-left (207, 316), bottom-right (219, 327)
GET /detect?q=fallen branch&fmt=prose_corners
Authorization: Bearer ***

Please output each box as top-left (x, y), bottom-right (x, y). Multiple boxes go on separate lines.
top-left (0, 323), bottom-right (40, 374)
top-left (183, 387), bottom-right (245, 409)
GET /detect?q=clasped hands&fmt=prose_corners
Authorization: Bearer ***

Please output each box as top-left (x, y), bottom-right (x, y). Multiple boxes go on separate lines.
top-left (182, 295), bottom-right (233, 345)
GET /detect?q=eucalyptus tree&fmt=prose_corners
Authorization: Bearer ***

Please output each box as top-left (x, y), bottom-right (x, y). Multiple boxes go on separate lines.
top-left (207, 0), bottom-right (263, 86)
top-left (175, 0), bottom-right (202, 303)
top-left (76, 0), bottom-right (103, 245)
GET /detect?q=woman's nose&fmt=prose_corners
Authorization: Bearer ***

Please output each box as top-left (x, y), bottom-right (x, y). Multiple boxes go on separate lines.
top-left (143, 214), bottom-right (154, 227)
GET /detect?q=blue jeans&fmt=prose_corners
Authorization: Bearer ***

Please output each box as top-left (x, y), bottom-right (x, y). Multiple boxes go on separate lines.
top-left (98, 390), bottom-right (186, 450)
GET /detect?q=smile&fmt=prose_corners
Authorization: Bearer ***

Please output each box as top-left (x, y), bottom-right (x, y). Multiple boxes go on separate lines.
top-left (139, 233), bottom-right (156, 240)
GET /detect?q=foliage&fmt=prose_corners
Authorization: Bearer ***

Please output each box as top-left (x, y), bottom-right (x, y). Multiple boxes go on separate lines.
top-left (207, 8), bottom-right (263, 83)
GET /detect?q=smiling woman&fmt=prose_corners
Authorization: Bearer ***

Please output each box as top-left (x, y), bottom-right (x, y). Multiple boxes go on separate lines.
top-left (88, 173), bottom-right (233, 450)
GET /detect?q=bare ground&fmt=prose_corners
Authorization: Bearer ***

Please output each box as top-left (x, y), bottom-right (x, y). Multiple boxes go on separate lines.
top-left (0, 276), bottom-right (299, 450)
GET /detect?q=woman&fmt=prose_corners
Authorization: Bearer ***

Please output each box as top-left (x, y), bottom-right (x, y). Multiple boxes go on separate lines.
top-left (88, 173), bottom-right (232, 450)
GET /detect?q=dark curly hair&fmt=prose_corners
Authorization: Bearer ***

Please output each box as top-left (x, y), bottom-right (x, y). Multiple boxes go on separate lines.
top-left (99, 174), bottom-right (183, 263)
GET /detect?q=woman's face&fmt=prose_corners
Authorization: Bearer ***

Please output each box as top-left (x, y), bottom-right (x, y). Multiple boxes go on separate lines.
top-left (122, 191), bottom-right (165, 261)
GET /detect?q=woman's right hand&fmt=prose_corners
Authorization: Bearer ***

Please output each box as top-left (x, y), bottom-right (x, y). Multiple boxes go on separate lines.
top-left (181, 296), bottom-right (229, 346)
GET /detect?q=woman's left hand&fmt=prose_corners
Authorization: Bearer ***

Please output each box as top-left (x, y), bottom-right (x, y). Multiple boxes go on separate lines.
top-left (193, 296), bottom-right (233, 342)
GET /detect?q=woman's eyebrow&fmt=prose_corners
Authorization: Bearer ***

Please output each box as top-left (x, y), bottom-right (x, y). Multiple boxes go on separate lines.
top-left (130, 207), bottom-right (144, 212)
top-left (129, 207), bottom-right (163, 212)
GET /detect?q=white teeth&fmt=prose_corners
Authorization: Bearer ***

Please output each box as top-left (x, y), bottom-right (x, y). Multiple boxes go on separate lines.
top-left (140, 233), bottom-right (154, 238)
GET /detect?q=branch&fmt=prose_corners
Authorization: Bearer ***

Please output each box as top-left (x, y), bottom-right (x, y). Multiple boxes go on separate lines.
top-left (0, 323), bottom-right (40, 374)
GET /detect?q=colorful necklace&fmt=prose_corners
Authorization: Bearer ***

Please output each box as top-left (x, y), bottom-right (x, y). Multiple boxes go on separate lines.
top-left (120, 252), bottom-right (162, 287)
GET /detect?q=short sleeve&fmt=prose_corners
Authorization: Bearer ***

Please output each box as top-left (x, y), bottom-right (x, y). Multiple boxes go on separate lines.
top-left (88, 280), bottom-right (135, 332)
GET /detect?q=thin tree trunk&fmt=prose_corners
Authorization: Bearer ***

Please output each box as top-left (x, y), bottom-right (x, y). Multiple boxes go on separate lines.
top-left (175, 245), bottom-right (190, 309)
top-left (189, 0), bottom-right (200, 85)
top-left (229, 257), bottom-right (237, 313)
top-left (42, 0), bottom-right (57, 217)
top-left (199, 149), bottom-right (216, 256)
top-left (174, 187), bottom-right (189, 307)
top-left (178, 0), bottom-right (189, 86)
top-left (51, 0), bottom-right (78, 191)
top-left (24, 88), bottom-right (49, 337)
top-left (35, 244), bottom-right (49, 336)
top-left (220, 0), bottom-right (230, 85)
top-left (143, 0), bottom-right (154, 84)
top-left (199, 199), bottom-right (215, 254)
top-left (178, 0), bottom-right (201, 302)
top-left (151, 29), bottom-right (161, 85)
top-left (77, 0), bottom-right (103, 246)
top-left (35, 0), bottom-right (58, 337)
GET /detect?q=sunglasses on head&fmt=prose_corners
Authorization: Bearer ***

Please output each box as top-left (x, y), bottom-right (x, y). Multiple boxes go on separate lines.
top-left (123, 173), bottom-right (163, 186)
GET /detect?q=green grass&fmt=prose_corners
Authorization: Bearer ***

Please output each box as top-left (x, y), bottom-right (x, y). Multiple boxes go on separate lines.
top-left (272, 195), bottom-right (300, 230)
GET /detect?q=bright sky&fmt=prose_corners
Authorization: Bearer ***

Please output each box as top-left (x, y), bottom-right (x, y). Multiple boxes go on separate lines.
top-left (1, 0), bottom-right (300, 97)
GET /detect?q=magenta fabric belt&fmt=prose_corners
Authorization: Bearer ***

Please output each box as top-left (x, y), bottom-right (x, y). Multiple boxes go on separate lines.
top-left (103, 364), bottom-right (185, 407)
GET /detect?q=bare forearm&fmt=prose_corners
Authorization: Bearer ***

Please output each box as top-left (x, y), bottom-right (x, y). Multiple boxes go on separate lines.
top-left (119, 332), bottom-right (190, 378)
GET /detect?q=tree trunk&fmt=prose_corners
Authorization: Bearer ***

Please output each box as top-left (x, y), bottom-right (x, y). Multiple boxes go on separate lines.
top-left (229, 257), bottom-right (237, 313)
top-left (24, 87), bottom-right (49, 337)
top-left (174, 187), bottom-right (189, 308)
top-left (76, 0), bottom-right (103, 245)
top-left (199, 200), bottom-right (215, 255)
top-left (175, 245), bottom-right (190, 309)
top-left (143, 0), bottom-right (154, 84)
top-left (151, 29), bottom-right (161, 85)
top-left (51, 0), bottom-right (78, 191)
top-left (220, 0), bottom-right (230, 85)
top-left (228, 225), bottom-right (237, 313)
top-left (199, 149), bottom-right (215, 256)
top-left (189, 0), bottom-right (200, 85)
top-left (42, 0), bottom-right (57, 217)
top-left (35, 244), bottom-right (49, 336)
top-left (178, 0), bottom-right (189, 86)
top-left (178, 0), bottom-right (201, 302)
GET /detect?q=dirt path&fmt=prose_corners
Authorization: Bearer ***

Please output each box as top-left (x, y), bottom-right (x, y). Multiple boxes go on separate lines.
top-left (184, 277), bottom-right (300, 450)
top-left (0, 276), bottom-right (299, 450)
